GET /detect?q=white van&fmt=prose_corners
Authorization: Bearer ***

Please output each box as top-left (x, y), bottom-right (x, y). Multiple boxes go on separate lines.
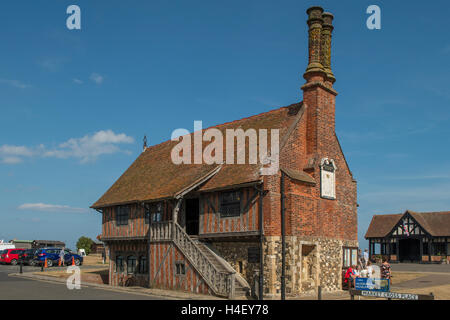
top-left (0, 243), bottom-right (15, 251)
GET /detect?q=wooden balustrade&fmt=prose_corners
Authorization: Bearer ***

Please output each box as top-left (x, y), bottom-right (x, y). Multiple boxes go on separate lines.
top-left (149, 221), bottom-right (173, 241)
top-left (148, 221), bottom-right (235, 298)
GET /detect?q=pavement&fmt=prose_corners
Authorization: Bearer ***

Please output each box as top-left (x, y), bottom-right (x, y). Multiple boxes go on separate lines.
top-left (2, 262), bottom-right (449, 300)
top-left (288, 263), bottom-right (450, 300)
top-left (0, 264), bottom-right (220, 300)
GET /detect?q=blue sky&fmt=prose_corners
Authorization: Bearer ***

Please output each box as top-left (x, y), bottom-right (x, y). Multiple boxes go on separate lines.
top-left (1, 0), bottom-right (449, 249)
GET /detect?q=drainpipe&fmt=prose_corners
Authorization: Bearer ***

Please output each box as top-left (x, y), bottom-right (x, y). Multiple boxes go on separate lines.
top-left (258, 186), bottom-right (264, 300)
top-left (145, 202), bottom-right (152, 288)
top-left (280, 171), bottom-right (286, 300)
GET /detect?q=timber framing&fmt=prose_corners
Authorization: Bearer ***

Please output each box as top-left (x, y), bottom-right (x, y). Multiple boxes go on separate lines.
top-left (365, 210), bottom-right (450, 263)
top-left (198, 231), bottom-right (260, 240)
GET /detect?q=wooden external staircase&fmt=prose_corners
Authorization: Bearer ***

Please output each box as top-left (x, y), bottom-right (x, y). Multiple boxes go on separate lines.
top-left (193, 239), bottom-right (251, 298)
top-left (150, 221), bottom-right (250, 299)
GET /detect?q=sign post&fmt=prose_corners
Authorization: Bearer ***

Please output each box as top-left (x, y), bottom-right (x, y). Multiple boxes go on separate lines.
top-left (350, 289), bottom-right (434, 300)
top-left (355, 278), bottom-right (390, 292)
top-left (351, 277), bottom-right (434, 300)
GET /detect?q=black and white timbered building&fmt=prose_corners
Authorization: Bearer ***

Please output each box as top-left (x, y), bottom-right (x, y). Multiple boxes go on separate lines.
top-left (365, 210), bottom-right (450, 263)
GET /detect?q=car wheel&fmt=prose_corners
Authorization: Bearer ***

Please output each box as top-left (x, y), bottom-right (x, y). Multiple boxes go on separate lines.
top-left (74, 259), bottom-right (81, 266)
top-left (47, 259), bottom-right (53, 267)
top-left (11, 259), bottom-right (17, 266)
top-left (29, 260), bottom-right (36, 267)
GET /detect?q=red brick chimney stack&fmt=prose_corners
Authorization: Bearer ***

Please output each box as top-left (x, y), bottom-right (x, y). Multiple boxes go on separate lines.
top-left (302, 6), bottom-right (338, 156)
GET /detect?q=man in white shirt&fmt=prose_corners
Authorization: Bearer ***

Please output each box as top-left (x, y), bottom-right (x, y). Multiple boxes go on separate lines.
top-left (59, 248), bottom-right (65, 266)
top-left (363, 249), bottom-right (369, 265)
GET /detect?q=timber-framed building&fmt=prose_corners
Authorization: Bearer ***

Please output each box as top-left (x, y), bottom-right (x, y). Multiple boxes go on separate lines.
top-left (365, 210), bottom-right (450, 264)
top-left (91, 6), bottom-right (358, 298)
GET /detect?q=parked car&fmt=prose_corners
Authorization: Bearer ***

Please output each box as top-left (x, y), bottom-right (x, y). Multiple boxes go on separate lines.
top-left (0, 248), bottom-right (25, 265)
top-left (18, 249), bottom-right (39, 266)
top-left (34, 248), bottom-right (83, 267)
top-left (0, 250), bottom-right (5, 264)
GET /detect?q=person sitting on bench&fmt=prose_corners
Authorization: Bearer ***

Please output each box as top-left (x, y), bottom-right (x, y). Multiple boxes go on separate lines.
top-left (344, 265), bottom-right (357, 288)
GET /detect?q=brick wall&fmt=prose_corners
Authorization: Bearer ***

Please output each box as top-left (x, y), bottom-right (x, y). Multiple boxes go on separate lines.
top-left (261, 82), bottom-right (357, 241)
top-left (257, 53), bottom-right (358, 296)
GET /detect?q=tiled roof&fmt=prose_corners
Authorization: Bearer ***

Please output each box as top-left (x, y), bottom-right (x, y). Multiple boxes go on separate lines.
top-left (365, 211), bottom-right (450, 238)
top-left (364, 214), bottom-right (402, 238)
top-left (92, 103), bottom-right (304, 208)
top-left (281, 167), bottom-right (315, 184)
top-left (33, 240), bottom-right (66, 245)
top-left (409, 211), bottom-right (450, 237)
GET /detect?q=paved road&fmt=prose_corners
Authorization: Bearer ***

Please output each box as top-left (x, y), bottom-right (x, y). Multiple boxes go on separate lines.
top-left (391, 263), bottom-right (450, 273)
top-left (390, 263), bottom-right (450, 292)
top-left (394, 273), bottom-right (450, 290)
top-left (0, 265), bottom-right (165, 300)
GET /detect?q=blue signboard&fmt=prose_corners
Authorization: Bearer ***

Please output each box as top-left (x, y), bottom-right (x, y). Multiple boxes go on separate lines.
top-left (355, 278), bottom-right (390, 292)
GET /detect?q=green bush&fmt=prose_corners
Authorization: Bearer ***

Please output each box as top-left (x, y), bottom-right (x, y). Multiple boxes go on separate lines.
top-left (76, 236), bottom-right (94, 255)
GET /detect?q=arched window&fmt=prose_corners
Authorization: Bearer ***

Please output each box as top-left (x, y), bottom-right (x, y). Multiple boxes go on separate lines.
top-left (115, 255), bottom-right (124, 273)
top-left (127, 256), bottom-right (137, 274)
top-left (139, 255), bottom-right (148, 274)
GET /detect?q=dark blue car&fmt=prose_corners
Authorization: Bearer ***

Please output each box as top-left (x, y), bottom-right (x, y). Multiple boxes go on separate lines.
top-left (34, 248), bottom-right (83, 267)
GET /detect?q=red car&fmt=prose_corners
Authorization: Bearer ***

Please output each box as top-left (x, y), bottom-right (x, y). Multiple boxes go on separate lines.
top-left (0, 249), bottom-right (25, 265)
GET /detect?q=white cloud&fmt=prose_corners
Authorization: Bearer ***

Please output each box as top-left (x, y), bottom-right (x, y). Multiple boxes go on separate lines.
top-left (44, 130), bottom-right (134, 163)
top-left (0, 145), bottom-right (34, 157)
top-left (0, 145), bottom-right (35, 164)
top-left (90, 73), bottom-right (104, 84)
top-left (0, 130), bottom-right (134, 164)
top-left (73, 78), bottom-right (83, 84)
top-left (38, 58), bottom-right (68, 72)
top-left (2, 157), bottom-right (23, 164)
top-left (18, 203), bottom-right (88, 213)
top-left (0, 78), bottom-right (31, 89)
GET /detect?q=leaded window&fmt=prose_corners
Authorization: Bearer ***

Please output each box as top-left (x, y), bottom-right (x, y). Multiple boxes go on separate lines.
top-left (115, 255), bottom-right (124, 273)
top-left (220, 190), bottom-right (241, 218)
top-left (145, 202), bottom-right (163, 224)
top-left (116, 206), bottom-right (129, 226)
top-left (138, 255), bottom-right (148, 274)
top-left (127, 256), bottom-right (137, 274)
top-left (175, 262), bottom-right (186, 275)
